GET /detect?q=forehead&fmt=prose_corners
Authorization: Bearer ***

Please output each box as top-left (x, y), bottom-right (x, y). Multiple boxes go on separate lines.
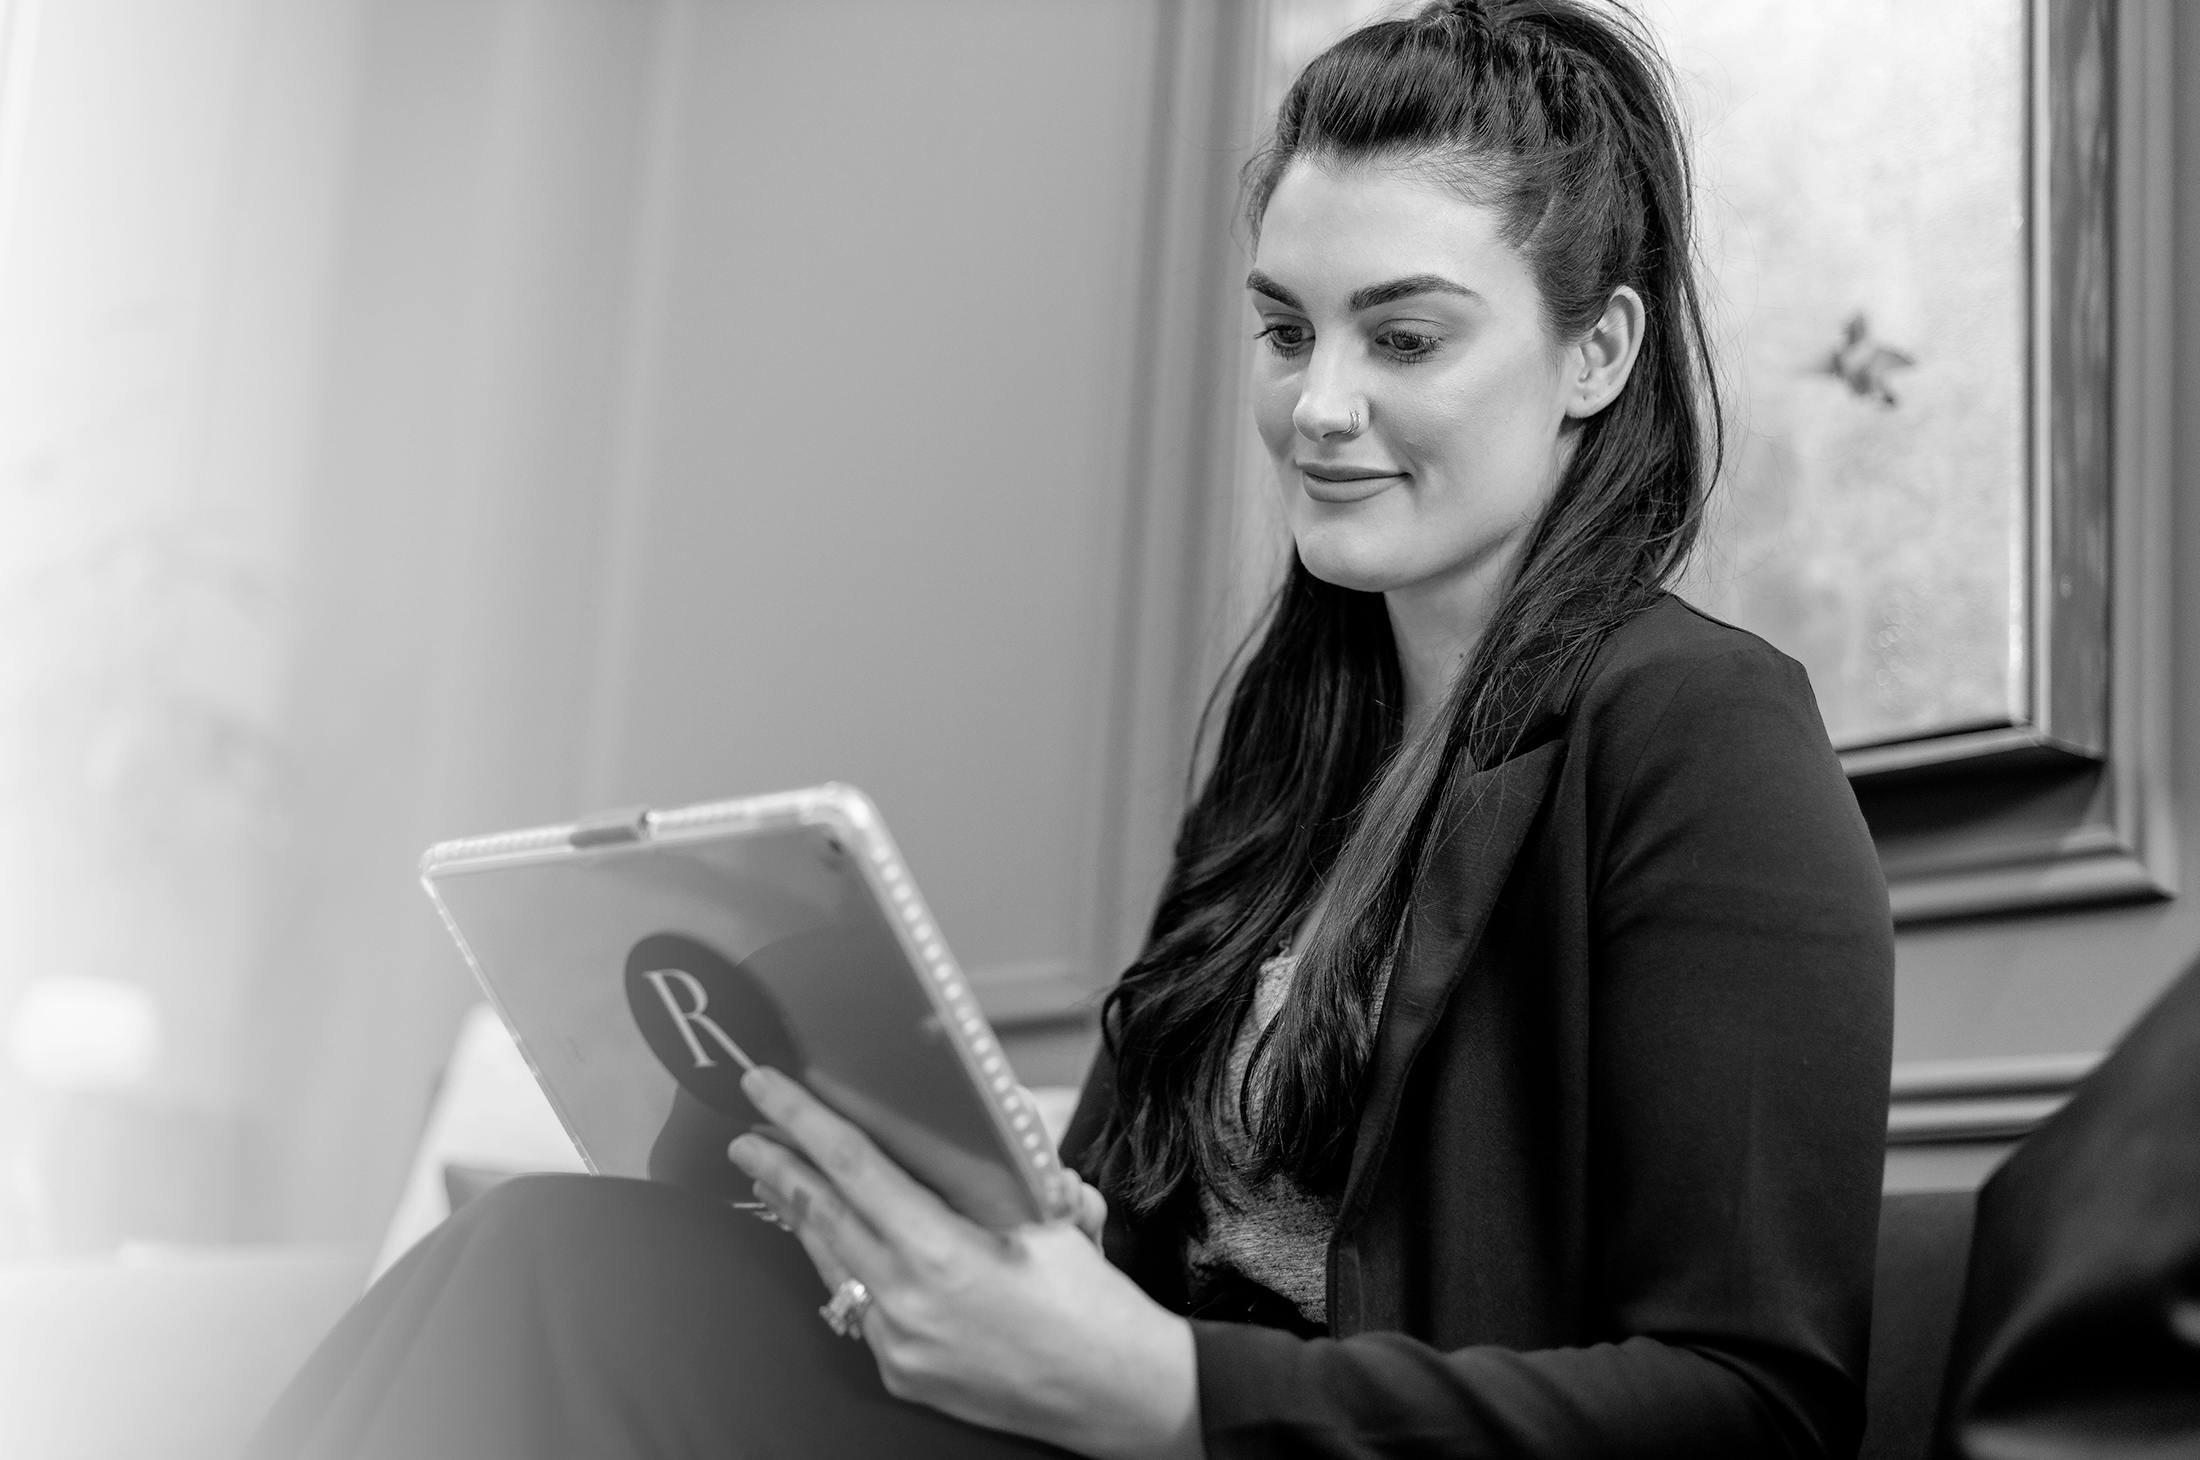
top-left (1252, 159), bottom-right (1534, 307)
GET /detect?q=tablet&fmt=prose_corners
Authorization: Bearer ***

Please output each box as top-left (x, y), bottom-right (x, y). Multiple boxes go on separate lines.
top-left (419, 783), bottom-right (1077, 1229)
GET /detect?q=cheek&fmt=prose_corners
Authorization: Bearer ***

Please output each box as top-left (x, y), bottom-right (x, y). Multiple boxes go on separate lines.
top-left (1391, 361), bottom-right (1559, 486)
top-left (1383, 381), bottom-right (1481, 478)
top-left (1252, 373), bottom-right (1297, 457)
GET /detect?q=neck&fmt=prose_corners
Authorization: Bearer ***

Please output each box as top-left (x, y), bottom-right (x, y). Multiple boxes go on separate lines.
top-left (1388, 608), bottom-right (1469, 742)
top-left (1384, 550), bottom-right (1519, 740)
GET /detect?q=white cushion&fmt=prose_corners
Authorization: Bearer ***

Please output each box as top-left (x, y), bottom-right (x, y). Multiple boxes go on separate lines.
top-left (374, 1005), bottom-right (1082, 1279)
top-left (371, 1005), bottom-right (583, 1280)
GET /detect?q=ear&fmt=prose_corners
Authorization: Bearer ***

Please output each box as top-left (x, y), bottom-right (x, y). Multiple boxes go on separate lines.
top-left (1562, 284), bottom-right (1646, 420)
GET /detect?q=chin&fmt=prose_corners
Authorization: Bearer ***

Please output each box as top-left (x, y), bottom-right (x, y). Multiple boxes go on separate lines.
top-left (1292, 531), bottom-right (1410, 595)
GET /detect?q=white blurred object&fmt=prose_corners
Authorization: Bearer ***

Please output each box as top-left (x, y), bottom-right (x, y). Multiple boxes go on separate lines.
top-left (370, 1004), bottom-right (585, 1281)
top-left (1027, 1084), bottom-right (1079, 1148)
top-left (6, 976), bottom-right (161, 1092)
top-left (0, 1243), bottom-right (369, 1460)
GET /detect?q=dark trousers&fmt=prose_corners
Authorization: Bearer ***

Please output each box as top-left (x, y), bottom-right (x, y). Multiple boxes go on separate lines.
top-left (247, 1173), bottom-right (1075, 1459)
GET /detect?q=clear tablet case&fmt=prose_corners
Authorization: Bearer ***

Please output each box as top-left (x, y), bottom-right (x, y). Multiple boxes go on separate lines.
top-left (420, 783), bottom-right (1076, 1229)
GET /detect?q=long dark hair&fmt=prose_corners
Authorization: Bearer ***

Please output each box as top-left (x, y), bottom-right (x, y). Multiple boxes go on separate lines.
top-left (1090, 0), bottom-right (1724, 1219)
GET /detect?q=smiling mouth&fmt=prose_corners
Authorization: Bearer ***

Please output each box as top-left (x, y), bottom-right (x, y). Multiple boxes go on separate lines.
top-left (1297, 464), bottom-right (1405, 503)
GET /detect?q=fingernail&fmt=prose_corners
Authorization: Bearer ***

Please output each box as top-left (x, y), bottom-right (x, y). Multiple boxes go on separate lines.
top-left (740, 1066), bottom-right (781, 1101)
top-left (727, 1135), bottom-right (758, 1168)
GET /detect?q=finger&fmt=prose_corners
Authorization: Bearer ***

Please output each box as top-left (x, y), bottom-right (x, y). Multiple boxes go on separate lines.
top-left (752, 1178), bottom-right (856, 1292)
top-left (1070, 1175), bottom-right (1107, 1243)
top-left (738, 1067), bottom-right (958, 1235)
top-left (728, 1198), bottom-right (791, 1231)
top-left (728, 1130), bottom-right (897, 1281)
top-left (755, 1179), bottom-right (883, 1347)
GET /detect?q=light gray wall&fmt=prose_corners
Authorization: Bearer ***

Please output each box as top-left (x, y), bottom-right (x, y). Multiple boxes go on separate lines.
top-left (589, 0), bottom-right (1157, 1000)
top-left (245, 0), bottom-right (1184, 1242)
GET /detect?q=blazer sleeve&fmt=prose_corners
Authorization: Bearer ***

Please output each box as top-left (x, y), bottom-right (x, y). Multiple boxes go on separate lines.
top-left (1189, 640), bottom-right (1896, 1459)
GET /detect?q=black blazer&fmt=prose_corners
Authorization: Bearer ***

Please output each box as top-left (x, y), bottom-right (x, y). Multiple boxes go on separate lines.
top-left (1062, 595), bottom-right (1895, 1459)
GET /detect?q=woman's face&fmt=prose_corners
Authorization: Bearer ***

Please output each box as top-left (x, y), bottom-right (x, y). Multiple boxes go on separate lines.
top-left (1248, 160), bottom-right (1578, 620)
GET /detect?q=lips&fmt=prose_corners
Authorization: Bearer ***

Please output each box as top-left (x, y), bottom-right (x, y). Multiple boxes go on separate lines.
top-left (1297, 464), bottom-right (1405, 504)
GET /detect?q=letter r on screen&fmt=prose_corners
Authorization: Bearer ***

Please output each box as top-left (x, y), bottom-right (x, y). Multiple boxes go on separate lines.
top-left (640, 968), bottom-right (755, 1072)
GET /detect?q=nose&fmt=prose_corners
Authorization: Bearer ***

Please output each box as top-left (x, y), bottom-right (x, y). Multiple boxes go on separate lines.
top-left (1291, 348), bottom-right (1366, 442)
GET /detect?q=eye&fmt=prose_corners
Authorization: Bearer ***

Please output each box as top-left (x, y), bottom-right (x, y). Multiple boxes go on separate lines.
top-left (1255, 323), bottom-right (1311, 359)
top-left (1377, 329), bottom-right (1442, 362)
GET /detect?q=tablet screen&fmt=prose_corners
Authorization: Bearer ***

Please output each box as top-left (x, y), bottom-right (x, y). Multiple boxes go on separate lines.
top-left (426, 812), bottom-right (1046, 1226)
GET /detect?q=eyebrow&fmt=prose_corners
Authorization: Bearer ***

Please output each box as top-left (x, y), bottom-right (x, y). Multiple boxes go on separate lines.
top-left (1244, 269), bottom-right (1482, 312)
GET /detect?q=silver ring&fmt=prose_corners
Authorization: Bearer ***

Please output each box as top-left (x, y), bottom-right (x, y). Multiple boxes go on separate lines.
top-left (819, 1277), bottom-right (872, 1339)
top-left (1347, 408), bottom-right (1361, 433)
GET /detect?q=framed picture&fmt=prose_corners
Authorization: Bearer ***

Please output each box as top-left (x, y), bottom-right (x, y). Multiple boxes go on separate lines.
top-left (1235, 0), bottom-right (2175, 922)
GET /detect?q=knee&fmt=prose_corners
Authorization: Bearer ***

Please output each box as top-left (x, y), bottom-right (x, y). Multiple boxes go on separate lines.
top-left (449, 1172), bottom-right (738, 1257)
top-left (447, 1173), bottom-right (636, 1247)
top-left (435, 1171), bottom-right (809, 1323)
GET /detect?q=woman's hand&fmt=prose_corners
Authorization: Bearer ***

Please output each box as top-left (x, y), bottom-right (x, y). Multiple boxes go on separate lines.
top-left (727, 1066), bottom-right (1201, 1460)
top-left (1064, 1167), bottom-right (1108, 1245)
top-left (1010, 1082), bottom-right (1108, 1244)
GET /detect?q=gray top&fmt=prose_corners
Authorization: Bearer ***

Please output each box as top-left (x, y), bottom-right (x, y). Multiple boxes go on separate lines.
top-left (1184, 948), bottom-right (1393, 1327)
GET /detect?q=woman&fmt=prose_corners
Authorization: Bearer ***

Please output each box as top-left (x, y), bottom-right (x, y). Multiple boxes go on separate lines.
top-left (252, 2), bottom-right (1892, 1456)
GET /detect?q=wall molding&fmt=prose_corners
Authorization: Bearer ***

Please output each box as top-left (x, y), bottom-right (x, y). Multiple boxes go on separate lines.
top-left (1886, 1050), bottom-right (2099, 1145)
top-left (580, 0), bottom-right (686, 810)
top-left (1855, 0), bottom-right (2180, 925)
top-left (1092, 0), bottom-right (1266, 980)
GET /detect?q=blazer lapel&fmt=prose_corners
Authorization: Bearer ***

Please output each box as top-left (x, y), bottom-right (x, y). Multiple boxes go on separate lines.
top-left (1336, 738), bottom-right (1566, 1223)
